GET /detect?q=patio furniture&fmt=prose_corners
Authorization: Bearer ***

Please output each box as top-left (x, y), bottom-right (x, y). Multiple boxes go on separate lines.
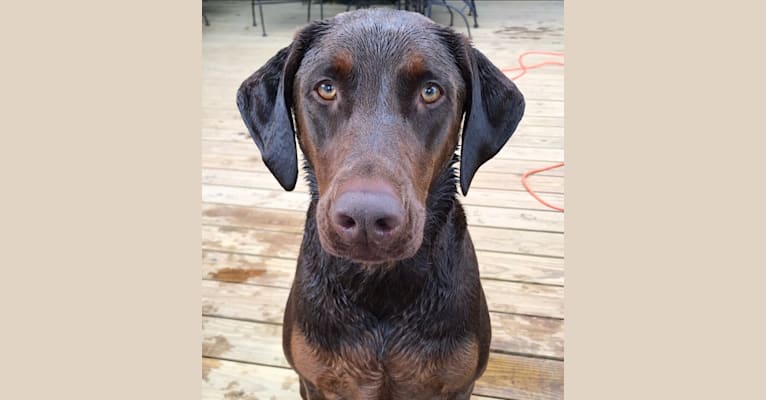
top-left (307, 0), bottom-right (325, 22)
top-left (249, 1), bottom-right (327, 37)
top-left (424, 0), bottom-right (478, 37)
top-left (244, 0), bottom-right (476, 38)
top-left (346, 0), bottom-right (403, 12)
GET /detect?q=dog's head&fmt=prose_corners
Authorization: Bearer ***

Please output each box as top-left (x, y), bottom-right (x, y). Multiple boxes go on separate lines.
top-left (237, 10), bottom-right (524, 264)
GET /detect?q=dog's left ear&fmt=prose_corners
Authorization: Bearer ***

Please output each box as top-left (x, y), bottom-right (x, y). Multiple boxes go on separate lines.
top-left (459, 47), bottom-right (525, 195)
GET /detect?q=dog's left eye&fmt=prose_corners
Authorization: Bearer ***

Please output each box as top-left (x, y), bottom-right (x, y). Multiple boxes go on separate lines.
top-left (420, 83), bottom-right (443, 104)
top-left (316, 81), bottom-right (337, 101)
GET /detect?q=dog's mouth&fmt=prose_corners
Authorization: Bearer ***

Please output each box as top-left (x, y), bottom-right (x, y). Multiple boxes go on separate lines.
top-left (324, 239), bottom-right (419, 264)
top-left (318, 226), bottom-right (423, 264)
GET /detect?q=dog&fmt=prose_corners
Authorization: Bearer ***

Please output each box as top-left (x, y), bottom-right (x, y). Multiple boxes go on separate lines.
top-left (236, 9), bottom-right (524, 400)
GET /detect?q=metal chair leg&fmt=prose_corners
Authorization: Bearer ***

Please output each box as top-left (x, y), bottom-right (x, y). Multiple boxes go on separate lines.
top-left (307, 0), bottom-right (311, 22)
top-left (258, 0), bottom-right (266, 36)
top-left (251, 0), bottom-right (256, 26)
top-left (425, 0), bottom-right (472, 39)
top-left (203, 11), bottom-right (209, 26)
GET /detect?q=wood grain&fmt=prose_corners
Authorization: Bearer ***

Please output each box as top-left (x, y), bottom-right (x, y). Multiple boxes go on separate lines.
top-left (202, 247), bottom-right (564, 287)
top-left (202, 223), bottom-right (564, 260)
top-left (203, 182), bottom-right (565, 213)
top-left (201, 201), bottom-right (564, 234)
top-left (202, 278), bottom-right (563, 326)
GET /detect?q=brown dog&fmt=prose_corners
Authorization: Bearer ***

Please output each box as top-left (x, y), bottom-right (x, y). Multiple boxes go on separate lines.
top-left (237, 9), bottom-right (524, 400)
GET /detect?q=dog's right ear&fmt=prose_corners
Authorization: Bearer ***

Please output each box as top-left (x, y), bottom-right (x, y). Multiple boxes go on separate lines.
top-left (236, 22), bottom-right (327, 191)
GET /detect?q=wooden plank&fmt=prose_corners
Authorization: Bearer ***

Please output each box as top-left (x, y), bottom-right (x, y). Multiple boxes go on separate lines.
top-left (470, 226), bottom-right (564, 258)
top-left (202, 357), bottom-right (299, 400)
top-left (202, 250), bottom-right (297, 287)
top-left (201, 201), bottom-right (563, 234)
top-left (203, 317), bottom-right (286, 367)
top-left (202, 280), bottom-right (287, 323)
top-left (202, 222), bottom-right (564, 287)
top-left (475, 353), bottom-right (563, 400)
top-left (202, 203), bottom-right (307, 234)
top-left (513, 115), bottom-right (563, 128)
top-left (201, 167), bottom-right (563, 201)
top-left (480, 279), bottom-right (564, 319)
top-left (462, 188), bottom-right (564, 211)
top-left (202, 275), bottom-right (563, 322)
top-left (201, 222), bottom-right (564, 259)
top-left (202, 127), bottom-right (564, 150)
top-left (202, 96), bottom-right (563, 118)
top-left (202, 152), bottom-right (564, 194)
top-left (202, 181), bottom-right (564, 212)
top-left (202, 139), bottom-right (563, 164)
top-left (476, 251), bottom-right (564, 286)
top-left (201, 150), bottom-right (565, 177)
top-left (465, 205), bottom-right (564, 232)
top-left (202, 184), bottom-right (311, 210)
top-left (203, 310), bottom-right (562, 364)
top-left (203, 246), bottom-right (564, 287)
top-left (203, 182), bottom-right (564, 213)
top-left (489, 313), bottom-right (564, 359)
top-left (202, 164), bottom-right (563, 195)
top-left (200, 115), bottom-right (564, 135)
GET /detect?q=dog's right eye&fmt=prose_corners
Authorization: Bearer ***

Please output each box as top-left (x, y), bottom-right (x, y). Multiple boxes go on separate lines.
top-left (316, 81), bottom-right (337, 101)
top-left (420, 83), bottom-right (443, 104)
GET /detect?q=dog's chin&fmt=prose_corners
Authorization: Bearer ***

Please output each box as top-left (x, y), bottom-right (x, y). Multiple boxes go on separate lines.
top-left (320, 241), bottom-right (421, 265)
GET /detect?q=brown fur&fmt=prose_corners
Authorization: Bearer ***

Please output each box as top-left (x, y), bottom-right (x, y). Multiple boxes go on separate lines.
top-left (291, 323), bottom-right (479, 399)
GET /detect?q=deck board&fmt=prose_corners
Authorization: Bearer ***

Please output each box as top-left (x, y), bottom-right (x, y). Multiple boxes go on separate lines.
top-left (202, 201), bottom-right (565, 233)
top-left (201, 279), bottom-right (563, 331)
top-left (202, 223), bottom-right (564, 259)
top-left (202, 1), bottom-right (564, 398)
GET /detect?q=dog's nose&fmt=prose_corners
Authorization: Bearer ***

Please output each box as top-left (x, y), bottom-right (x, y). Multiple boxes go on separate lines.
top-left (330, 184), bottom-right (405, 244)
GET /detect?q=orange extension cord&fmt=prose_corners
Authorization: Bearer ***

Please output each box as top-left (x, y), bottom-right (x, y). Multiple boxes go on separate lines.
top-left (501, 51), bottom-right (565, 212)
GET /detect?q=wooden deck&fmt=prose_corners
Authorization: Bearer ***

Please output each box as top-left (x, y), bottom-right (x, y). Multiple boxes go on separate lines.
top-left (202, 1), bottom-right (564, 399)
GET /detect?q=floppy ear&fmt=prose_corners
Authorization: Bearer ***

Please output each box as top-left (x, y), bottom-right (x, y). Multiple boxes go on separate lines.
top-left (236, 22), bottom-right (327, 191)
top-left (236, 47), bottom-right (298, 191)
top-left (459, 47), bottom-right (525, 195)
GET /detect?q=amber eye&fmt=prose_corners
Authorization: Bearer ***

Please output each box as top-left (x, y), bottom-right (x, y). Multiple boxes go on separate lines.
top-left (420, 83), bottom-right (442, 104)
top-left (316, 81), bottom-right (337, 100)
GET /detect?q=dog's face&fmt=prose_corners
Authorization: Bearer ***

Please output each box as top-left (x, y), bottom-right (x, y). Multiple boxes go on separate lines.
top-left (237, 10), bottom-right (524, 264)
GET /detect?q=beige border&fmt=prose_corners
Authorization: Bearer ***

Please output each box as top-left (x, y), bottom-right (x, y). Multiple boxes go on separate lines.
top-left (2, 0), bottom-right (200, 398)
top-left (4, 0), bottom-right (765, 398)
top-left (566, 0), bottom-right (765, 398)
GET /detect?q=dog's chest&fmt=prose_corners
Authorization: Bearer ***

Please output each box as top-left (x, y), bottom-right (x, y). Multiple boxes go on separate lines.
top-left (290, 323), bottom-right (478, 400)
